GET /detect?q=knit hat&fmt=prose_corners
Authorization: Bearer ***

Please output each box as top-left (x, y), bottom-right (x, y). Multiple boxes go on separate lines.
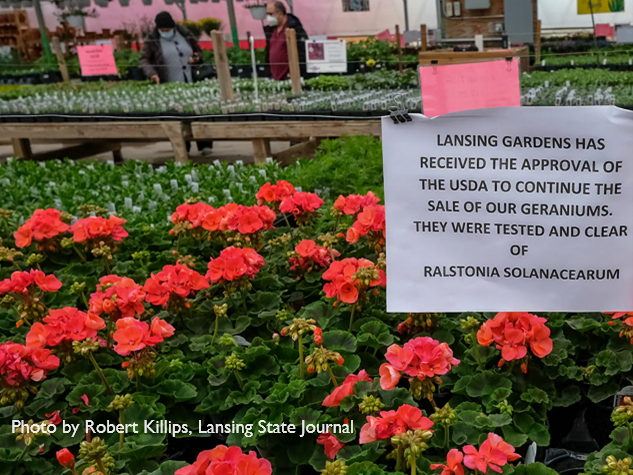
top-left (155, 12), bottom-right (176, 29)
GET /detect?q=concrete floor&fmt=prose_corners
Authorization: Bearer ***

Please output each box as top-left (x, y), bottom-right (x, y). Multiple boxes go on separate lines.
top-left (0, 140), bottom-right (291, 165)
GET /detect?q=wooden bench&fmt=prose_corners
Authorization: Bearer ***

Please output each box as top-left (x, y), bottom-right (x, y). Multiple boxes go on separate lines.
top-left (1, 119), bottom-right (382, 165)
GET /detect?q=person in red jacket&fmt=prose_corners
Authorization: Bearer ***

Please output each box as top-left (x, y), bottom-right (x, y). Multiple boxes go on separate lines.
top-left (264, 1), bottom-right (308, 80)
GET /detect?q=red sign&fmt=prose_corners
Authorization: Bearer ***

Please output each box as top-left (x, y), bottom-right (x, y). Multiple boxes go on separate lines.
top-left (77, 44), bottom-right (118, 76)
top-left (595, 23), bottom-right (615, 37)
top-left (419, 59), bottom-right (521, 117)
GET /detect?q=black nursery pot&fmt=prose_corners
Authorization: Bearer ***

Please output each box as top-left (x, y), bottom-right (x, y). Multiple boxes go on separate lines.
top-left (256, 64), bottom-right (270, 78)
top-left (40, 71), bottom-right (62, 84)
top-left (126, 66), bottom-right (146, 81)
top-left (228, 65), bottom-right (253, 79)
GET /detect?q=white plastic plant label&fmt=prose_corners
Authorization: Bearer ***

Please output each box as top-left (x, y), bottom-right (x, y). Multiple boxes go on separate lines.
top-left (382, 107), bottom-right (633, 312)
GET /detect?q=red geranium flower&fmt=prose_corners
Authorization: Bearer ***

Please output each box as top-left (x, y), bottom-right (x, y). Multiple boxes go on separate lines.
top-left (289, 240), bottom-right (339, 274)
top-left (322, 258), bottom-right (385, 306)
top-left (175, 445), bottom-right (272, 475)
top-left (200, 204), bottom-right (276, 236)
top-left (89, 275), bottom-right (146, 321)
top-left (323, 369), bottom-right (372, 407)
top-left (604, 312), bottom-right (633, 319)
top-left (112, 317), bottom-right (173, 356)
top-left (46, 410), bottom-right (62, 425)
top-left (0, 342), bottom-right (59, 386)
top-left (26, 307), bottom-right (105, 349)
top-left (359, 404), bottom-right (433, 444)
top-left (463, 433), bottom-right (520, 473)
top-left (256, 181), bottom-right (296, 207)
top-left (171, 202), bottom-right (215, 228)
top-left (333, 192), bottom-right (380, 216)
top-left (225, 205), bottom-right (276, 234)
top-left (477, 312), bottom-right (553, 371)
top-left (144, 264), bottom-right (209, 307)
top-left (379, 337), bottom-right (460, 391)
top-left (345, 204), bottom-right (386, 250)
top-left (206, 247), bottom-right (265, 284)
top-left (14, 208), bottom-right (70, 249)
top-left (0, 269), bottom-right (62, 295)
top-left (71, 215), bottom-right (128, 243)
top-left (279, 192), bottom-right (324, 225)
top-left (432, 449), bottom-right (465, 475)
top-left (317, 432), bottom-right (345, 459)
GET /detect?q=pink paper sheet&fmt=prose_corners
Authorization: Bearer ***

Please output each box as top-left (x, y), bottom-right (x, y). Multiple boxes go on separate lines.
top-left (419, 59), bottom-right (521, 117)
top-left (77, 44), bottom-right (118, 76)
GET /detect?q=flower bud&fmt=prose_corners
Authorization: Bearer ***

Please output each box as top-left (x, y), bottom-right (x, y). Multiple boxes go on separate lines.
top-left (57, 448), bottom-right (75, 470)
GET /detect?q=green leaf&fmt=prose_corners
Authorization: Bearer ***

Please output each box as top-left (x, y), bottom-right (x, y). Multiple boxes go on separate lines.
top-left (347, 461), bottom-right (389, 475)
top-left (566, 316), bottom-right (601, 332)
top-left (322, 330), bottom-right (357, 352)
top-left (552, 385), bottom-right (581, 407)
top-left (249, 291), bottom-right (282, 312)
top-left (432, 328), bottom-right (455, 345)
top-left (452, 421), bottom-right (480, 445)
top-left (155, 380), bottom-right (198, 402)
top-left (488, 413), bottom-right (513, 427)
top-left (588, 382), bottom-right (621, 403)
top-left (596, 349), bottom-right (633, 376)
top-left (379, 388), bottom-right (415, 409)
top-left (521, 388), bottom-right (549, 404)
top-left (466, 371), bottom-right (511, 398)
top-left (528, 423), bottom-right (551, 446)
top-left (66, 383), bottom-right (105, 412)
top-left (513, 463), bottom-right (559, 475)
top-left (53, 416), bottom-right (86, 446)
top-left (502, 425), bottom-right (529, 447)
top-left (35, 378), bottom-right (70, 400)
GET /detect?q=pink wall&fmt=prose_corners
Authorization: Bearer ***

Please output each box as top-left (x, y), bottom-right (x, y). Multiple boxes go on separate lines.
top-left (21, 0), bottom-right (438, 41)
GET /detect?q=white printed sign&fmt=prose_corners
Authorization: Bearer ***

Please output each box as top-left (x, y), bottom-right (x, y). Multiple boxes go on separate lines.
top-left (306, 39), bottom-right (347, 73)
top-left (382, 107), bottom-right (633, 312)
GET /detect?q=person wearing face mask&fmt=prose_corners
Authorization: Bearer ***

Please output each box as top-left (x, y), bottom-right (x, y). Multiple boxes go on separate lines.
top-left (140, 12), bottom-right (213, 154)
top-left (140, 12), bottom-right (203, 85)
top-left (263, 1), bottom-right (308, 80)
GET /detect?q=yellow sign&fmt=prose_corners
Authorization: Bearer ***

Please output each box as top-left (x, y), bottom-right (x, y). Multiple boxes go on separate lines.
top-left (578, 0), bottom-right (624, 14)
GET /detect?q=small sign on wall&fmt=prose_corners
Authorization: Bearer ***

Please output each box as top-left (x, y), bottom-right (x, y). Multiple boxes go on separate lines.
top-left (306, 40), bottom-right (347, 73)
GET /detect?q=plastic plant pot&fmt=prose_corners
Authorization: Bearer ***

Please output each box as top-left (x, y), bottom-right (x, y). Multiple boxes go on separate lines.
top-left (66, 15), bottom-right (85, 29)
top-left (248, 5), bottom-right (266, 20)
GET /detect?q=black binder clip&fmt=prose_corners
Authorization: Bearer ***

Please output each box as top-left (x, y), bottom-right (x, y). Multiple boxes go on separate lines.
top-left (505, 57), bottom-right (512, 71)
top-left (431, 59), bottom-right (438, 74)
top-left (388, 93), bottom-right (412, 124)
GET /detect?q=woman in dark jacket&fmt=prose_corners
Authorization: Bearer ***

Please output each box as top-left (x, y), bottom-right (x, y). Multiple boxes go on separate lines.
top-left (140, 12), bottom-right (213, 153)
top-left (140, 12), bottom-right (203, 84)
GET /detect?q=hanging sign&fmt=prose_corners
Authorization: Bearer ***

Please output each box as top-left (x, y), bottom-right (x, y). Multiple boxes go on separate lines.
top-left (420, 59), bottom-right (521, 117)
top-left (595, 23), bottom-right (615, 37)
top-left (578, 0), bottom-right (624, 15)
top-left (306, 39), bottom-right (347, 73)
top-left (382, 107), bottom-right (633, 312)
top-left (77, 44), bottom-right (118, 76)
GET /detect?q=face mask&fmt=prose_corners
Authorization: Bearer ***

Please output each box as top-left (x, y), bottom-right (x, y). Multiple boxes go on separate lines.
top-left (266, 15), bottom-right (278, 26)
top-left (159, 29), bottom-right (175, 40)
